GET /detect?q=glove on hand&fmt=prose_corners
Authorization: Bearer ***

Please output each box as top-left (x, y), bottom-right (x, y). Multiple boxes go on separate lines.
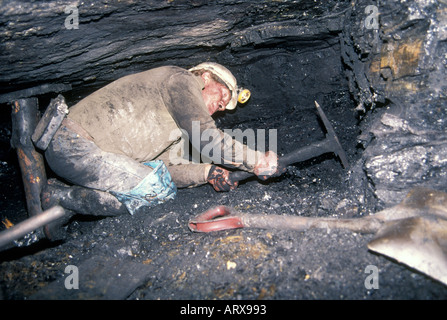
top-left (207, 165), bottom-right (239, 192)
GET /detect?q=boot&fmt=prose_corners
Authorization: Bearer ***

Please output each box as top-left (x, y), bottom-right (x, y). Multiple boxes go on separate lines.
top-left (40, 179), bottom-right (75, 241)
top-left (41, 179), bottom-right (128, 240)
top-left (41, 179), bottom-right (128, 217)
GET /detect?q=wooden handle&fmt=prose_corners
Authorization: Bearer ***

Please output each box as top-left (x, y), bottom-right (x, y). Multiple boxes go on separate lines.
top-left (229, 170), bottom-right (254, 183)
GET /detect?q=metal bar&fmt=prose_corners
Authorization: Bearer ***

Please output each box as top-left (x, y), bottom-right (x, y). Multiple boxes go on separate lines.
top-left (0, 206), bottom-right (65, 250)
top-left (11, 98), bottom-right (47, 217)
top-left (241, 213), bottom-right (383, 234)
top-left (0, 83), bottom-right (72, 104)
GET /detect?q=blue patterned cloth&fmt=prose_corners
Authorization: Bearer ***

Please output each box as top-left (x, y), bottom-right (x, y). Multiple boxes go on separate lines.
top-left (110, 160), bottom-right (177, 215)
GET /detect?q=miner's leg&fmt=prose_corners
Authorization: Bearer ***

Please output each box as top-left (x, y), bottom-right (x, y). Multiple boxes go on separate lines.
top-left (45, 125), bottom-right (152, 193)
top-left (43, 124), bottom-right (155, 218)
top-left (41, 179), bottom-right (128, 217)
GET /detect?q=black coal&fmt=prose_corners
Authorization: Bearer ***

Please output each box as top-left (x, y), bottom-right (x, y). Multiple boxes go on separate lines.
top-left (1, 0), bottom-right (446, 300)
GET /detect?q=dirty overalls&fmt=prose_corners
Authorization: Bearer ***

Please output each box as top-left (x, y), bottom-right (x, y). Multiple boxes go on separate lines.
top-left (45, 66), bottom-right (259, 214)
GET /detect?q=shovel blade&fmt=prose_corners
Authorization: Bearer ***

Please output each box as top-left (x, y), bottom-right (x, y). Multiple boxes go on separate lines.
top-left (368, 215), bottom-right (447, 286)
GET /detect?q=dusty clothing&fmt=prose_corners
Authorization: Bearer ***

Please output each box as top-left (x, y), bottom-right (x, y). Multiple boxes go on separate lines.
top-left (46, 124), bottom-right (154, 192)
top-left (45, 124), bottom-right (177, 215)
top-left (46, 66), bottom-right (259, 197)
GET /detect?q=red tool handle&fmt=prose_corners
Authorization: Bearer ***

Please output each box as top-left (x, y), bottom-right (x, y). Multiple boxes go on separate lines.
top-left (188, 206), bottom-right (245, 232)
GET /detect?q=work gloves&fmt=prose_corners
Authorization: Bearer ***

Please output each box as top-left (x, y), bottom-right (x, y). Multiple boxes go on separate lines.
top-left (207, 151), bottom-right (285, 192)
top-left (207, 165), bottom-right (239, 192)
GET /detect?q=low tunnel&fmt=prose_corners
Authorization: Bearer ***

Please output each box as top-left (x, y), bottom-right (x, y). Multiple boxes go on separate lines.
top-left (0, 0), bottom-right (446, 300)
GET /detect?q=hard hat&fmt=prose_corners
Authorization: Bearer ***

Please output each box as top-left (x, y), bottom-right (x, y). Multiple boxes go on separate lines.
top-left (189, 62), bottom-right (250, 110)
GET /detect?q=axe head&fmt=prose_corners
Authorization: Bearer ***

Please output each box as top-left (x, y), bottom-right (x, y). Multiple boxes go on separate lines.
top-left (315, 101), bottom-right (349, 169)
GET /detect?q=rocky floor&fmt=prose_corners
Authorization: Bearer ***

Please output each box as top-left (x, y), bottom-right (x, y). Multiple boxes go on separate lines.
top-left (0, 90), bottom-right (446, 300)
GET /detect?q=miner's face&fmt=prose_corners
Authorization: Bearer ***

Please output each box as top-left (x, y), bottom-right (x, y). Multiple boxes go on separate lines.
top-left (201, 72), bottom-right (231, 115)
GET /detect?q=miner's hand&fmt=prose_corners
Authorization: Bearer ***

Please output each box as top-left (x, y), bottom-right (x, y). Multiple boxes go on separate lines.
top-left (253, 151), bottom-right (285, 180)
top-left (207, 165), bottom-right (239, 192)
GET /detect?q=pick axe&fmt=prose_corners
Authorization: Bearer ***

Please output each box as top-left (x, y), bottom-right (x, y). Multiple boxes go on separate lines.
top-left (229, 101), bottom-right (349, 183)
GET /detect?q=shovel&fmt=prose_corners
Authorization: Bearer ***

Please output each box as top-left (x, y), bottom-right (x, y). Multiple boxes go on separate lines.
top-left (228, 101), bottom-right (349, 184)
top-left (367, 188), bottom-right (447, 286)
top-left (189, 187), bottom-right (447, 285)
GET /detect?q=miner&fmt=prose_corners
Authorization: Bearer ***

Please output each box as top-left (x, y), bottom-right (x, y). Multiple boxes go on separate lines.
top-left (42, 63), bottom-right (281, 220)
